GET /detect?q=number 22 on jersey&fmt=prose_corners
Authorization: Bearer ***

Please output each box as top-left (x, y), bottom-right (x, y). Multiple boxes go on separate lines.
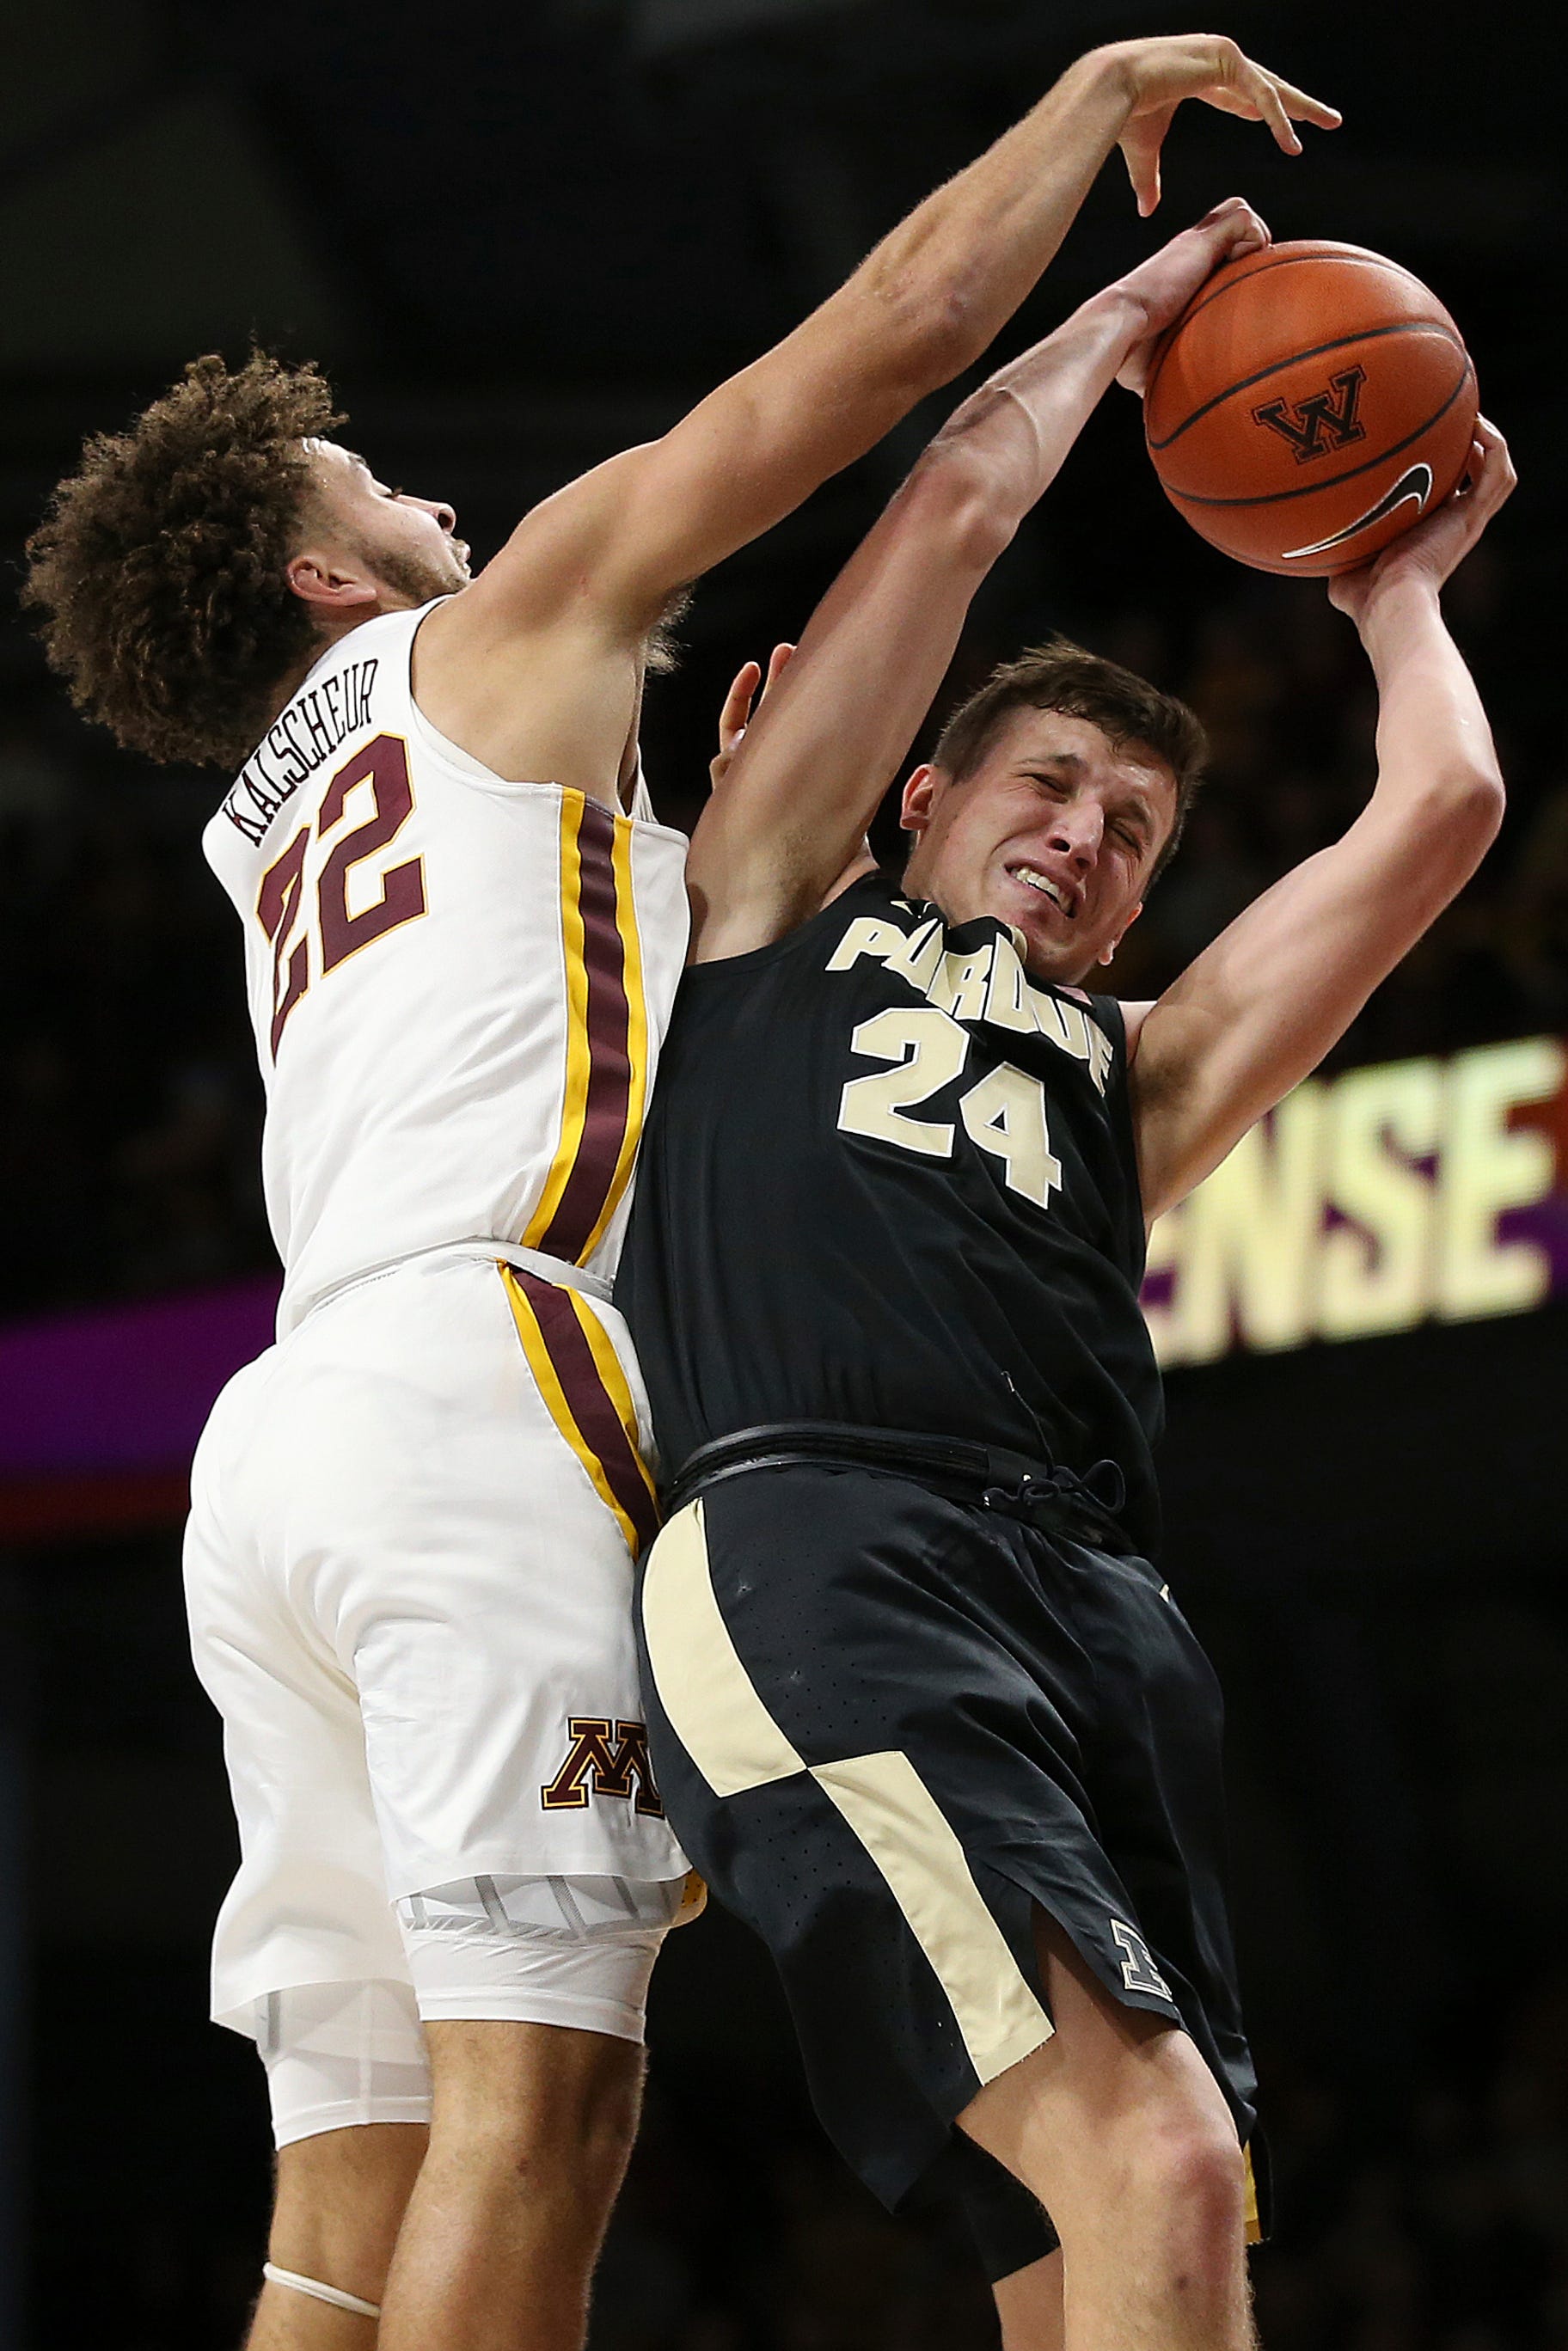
top-left (255, 733), bottom-right (427, 1055)
top-left (837, 1006), bottom-right (1063, 1212)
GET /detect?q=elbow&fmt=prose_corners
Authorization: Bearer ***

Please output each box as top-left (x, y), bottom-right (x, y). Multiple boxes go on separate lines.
top-left (1449, 761), bottom-right (1506, 854)
top-left (866, 269), bottom-right (990, 394)
top-left (903, 439), bottom-right (1022, 572)
top-left (1422, 762), bottom-right (1505, 888)
top-left (920, 288), bottom-right (992, 385)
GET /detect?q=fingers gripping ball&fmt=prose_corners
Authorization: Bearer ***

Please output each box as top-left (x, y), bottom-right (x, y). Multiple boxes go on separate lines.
top-left (1143, 240), bottom-right (1478, 576)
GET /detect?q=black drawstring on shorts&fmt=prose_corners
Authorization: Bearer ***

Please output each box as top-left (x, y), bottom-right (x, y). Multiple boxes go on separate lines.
top-left (981, 1454), bottom-right (1127, 1523)
top-left (665, 1422), bottom-right (1131, 1551)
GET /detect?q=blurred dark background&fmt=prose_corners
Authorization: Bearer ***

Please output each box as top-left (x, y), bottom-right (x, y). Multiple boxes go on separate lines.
top-left (1, 2), bottom-right (1565, 2344)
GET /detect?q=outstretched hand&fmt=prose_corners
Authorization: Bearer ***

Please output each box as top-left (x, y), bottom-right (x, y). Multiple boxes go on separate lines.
top-left (1102, 34), bottom-right (1340, 217)
top-left (1112, 196), bottom-right (1270, 395)
top-left (710, 642), bottom-right (794, 793)
top-left (1327, 419), bottom-right (1516, 626)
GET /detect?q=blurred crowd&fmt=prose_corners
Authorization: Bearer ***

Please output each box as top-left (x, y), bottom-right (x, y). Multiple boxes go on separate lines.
top-left (2, 531), bottom-right (1561, 1325)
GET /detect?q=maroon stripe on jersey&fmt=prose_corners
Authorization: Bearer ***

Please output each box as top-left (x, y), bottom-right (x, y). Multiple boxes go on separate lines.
top-left (519, 1270), bottom-right (660, 1558)
top-left (539, 800), bottom-right (634, 1263)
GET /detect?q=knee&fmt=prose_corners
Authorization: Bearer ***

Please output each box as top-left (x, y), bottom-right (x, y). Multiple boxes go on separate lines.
top-left (1121, 2106), bottom-right (1246, 2246)
top-left (426, 2022), bottom-right (644, 2189)
top-left (271, 2123), bottom-right (427, 2288)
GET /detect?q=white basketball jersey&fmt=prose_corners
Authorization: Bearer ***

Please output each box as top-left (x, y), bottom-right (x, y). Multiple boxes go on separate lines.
top-left (203, 603), bottom-right (690, 1336)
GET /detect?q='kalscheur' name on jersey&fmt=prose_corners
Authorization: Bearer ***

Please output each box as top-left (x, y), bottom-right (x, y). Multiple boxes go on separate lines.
top-left (204, 602), bottom-right (690, 1336)
top-left (618, 873), bottom-right (1163, 1554)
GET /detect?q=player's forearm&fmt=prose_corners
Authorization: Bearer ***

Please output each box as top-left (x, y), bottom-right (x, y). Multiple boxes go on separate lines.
top-left (1133, 584), bottom-right (1506, 1215)
top-left (922, 289), bottom-right (1143, 538)
top-left (847, 53), bottom-right (1132, 390)
top-left (1356, 577), bottom-right (1504, 885)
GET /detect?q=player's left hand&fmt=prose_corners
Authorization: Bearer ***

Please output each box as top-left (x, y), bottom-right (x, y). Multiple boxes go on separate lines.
top-left (1326, 417), bottom-right (1516, 625)
top-left (1105, 34), bottom-right (1341, 219)
top-left (1112, 196), bottom-right (1271, 395)
top-left (710, 641), bottom-right (793, 793)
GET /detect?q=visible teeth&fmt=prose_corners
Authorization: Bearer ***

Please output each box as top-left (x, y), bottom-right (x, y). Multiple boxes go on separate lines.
top-left (1015, 866), bottom-right (1069, 914)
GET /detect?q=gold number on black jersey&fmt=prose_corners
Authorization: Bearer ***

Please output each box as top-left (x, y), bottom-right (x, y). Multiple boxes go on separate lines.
top-left (837, 1006), bottom-right (1063, 1211)
top-left (837, 1008), bottom-right (969, 1156)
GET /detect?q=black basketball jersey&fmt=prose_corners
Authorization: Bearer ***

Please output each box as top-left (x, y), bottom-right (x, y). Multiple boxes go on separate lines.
top-left (618, 872), bottom-right (1164, 1555)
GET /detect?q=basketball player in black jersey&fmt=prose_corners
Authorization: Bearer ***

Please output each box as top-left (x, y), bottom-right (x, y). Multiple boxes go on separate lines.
top-left (618, 194), bottom-right (1513, 2346)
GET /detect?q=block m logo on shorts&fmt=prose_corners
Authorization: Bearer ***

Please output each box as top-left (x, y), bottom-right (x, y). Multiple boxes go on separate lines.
top-left (1252, 364), bottom-right (1367, 462)
top-left (542, 1717), bottom-right (665, 1817)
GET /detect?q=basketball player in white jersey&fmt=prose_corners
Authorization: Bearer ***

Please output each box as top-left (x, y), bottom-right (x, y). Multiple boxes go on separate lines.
top-left (25, 37), bottom-right (1335, 2350)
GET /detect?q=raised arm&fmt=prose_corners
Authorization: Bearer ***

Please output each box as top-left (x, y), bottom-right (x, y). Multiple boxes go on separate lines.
top-left (683, 199), bottom-right (1271, 960)
top-left (1128, 424), bottom-right (1515, 1222)
top-left (413, 41), bottom-right (1334, 793)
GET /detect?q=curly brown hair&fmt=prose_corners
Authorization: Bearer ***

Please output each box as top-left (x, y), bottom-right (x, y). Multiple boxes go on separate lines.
top-left (24, 352), bottom-right (343, 770)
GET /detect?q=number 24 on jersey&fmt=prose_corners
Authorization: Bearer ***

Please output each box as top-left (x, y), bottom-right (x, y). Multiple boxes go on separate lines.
top-left (838, 1006), bottom-right (1063, 1212)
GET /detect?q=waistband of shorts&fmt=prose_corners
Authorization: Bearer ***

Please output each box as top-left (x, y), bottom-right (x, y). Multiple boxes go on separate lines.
top-left (663, 1422), bottom-right (1132, 1552)
top-left (293, 1239), bottom-right (612, 1325)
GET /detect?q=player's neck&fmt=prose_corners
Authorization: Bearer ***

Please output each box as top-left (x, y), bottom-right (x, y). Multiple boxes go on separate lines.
top-left (266, 605), bottom-right (390, 726)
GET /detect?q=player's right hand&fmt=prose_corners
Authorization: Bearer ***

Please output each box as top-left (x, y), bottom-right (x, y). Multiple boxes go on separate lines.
top-left (1326, 417), bottom-right (1516, 626)
top-left (1112, 195), bottom-right (1269, 395)
top-left (710, 642), bottom-right (793, 793)
top-left (1095, 35), bottom-right (1341, 217)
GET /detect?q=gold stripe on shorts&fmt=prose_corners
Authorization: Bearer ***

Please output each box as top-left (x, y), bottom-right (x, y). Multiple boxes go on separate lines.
top-left (641, 1499), bottom-right (1053, 2085)
top-left (500, 1264), bottom-right (658, 1558)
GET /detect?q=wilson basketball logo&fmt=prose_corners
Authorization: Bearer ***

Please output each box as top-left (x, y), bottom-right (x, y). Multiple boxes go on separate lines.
top-left (542, 1717), bottom-right (665, 1816)
top-left (1251, 364), bottom-right (1367, 464)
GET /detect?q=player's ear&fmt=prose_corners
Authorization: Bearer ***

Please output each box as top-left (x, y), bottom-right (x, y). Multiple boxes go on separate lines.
top-left (1099, 901), bottom-right (1142, 967)
top-left (285, 550), bottom-right (382, 615)
top-left (901, 763), bottom-right (940, 837)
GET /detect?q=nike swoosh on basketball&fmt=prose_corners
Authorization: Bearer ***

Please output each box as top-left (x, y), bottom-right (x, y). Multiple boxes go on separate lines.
top-left (1283, 462), bottom-right (1434, 561)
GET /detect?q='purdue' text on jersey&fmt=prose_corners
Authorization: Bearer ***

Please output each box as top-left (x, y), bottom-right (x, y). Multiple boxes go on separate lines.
top-left (617, 874), bottom-right (1162, 1555)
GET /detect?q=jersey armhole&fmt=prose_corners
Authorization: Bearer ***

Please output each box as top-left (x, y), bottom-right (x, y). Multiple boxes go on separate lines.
top-left (1088, 993), bottom-right (1151, 1265)
top-left (683, 873), bottom-right (898, 983)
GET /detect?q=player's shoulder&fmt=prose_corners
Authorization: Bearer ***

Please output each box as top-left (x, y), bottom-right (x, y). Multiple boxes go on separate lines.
top-left (686, 871), bottom-right (906, 983)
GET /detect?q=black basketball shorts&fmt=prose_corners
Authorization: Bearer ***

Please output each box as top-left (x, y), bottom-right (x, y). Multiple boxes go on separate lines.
top-left (635, 1457), bottom-right (1265, 2274)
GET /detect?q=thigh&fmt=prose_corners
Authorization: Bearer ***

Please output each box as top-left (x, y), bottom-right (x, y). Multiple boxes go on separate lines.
top-left (186, 1366), bottom-right (411, 2022)
top-left (992, 2252), bottom-right (1064, 2351)
top-left (1069, 1555), bottom-right (1262, 2170)
top-left (260, 1256), bottom-right (689, 1898)
top-left (421, 2017), bottom-right (645, 2162)
top-left (257, 1979), bottom-right (433, 2150)
top-left (958, 1912), bottom-right (1236, 2217)
top-left (637, 1472), bottom-right (1066, 2216)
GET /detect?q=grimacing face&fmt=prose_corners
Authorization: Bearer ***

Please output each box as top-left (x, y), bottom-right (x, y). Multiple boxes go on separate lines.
top-left (303, 438), bottom-right (472, 605)
top-left (900, 706), bottom-right (1179, 986)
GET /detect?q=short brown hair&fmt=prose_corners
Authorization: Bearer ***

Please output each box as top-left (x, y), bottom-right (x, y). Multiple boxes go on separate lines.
top-left (931, 636), bottom-right (1207, 876)
top-left (24, 352), bottom-right (342, 770)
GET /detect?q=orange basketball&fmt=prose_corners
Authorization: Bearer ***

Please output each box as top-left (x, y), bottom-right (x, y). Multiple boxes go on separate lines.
top-left (1143, 240), bottom-right (1478, 577)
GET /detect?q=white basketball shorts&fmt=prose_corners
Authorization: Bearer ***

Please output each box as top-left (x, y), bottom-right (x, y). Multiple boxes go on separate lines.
top-left (184, 1245), bottom-right (689, 2038)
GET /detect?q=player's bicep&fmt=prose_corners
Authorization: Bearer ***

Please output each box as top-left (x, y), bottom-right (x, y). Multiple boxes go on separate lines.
top-left (438, 450), bottom-right (652, 647)
top-left (433, 286), bottom-right (947, 649)
top-left (684, 449), bottom-right (1014, 960)
top-left (1130, 809), bottom-right (1482, 1218)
